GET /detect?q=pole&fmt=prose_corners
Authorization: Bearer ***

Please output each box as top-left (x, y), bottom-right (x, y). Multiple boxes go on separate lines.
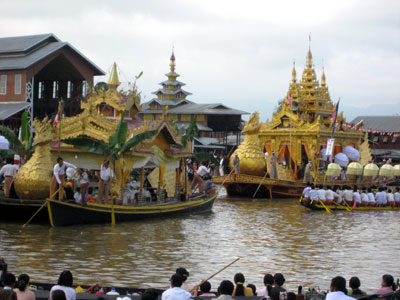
top-left (252, 171), bottom-right (269, 198)
top-left (22, 186), bottom-right (61, 227)
top-left (190, 258), bottom-right (240, 293)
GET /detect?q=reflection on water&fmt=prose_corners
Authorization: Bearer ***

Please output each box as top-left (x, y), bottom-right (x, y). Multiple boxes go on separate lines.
top-left (1, 197), bottom-right (399, 293)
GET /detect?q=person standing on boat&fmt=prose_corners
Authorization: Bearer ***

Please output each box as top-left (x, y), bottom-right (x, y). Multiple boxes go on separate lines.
top-left (191, 161), bottom-right (210, 194)
top-left (219, 154), bottom-right (225, 176)
top-left (233, 153), bottom-right (240, 174)
top-left (270, 151), bottom-right (278, 179)
top-left (0, 157), bottom-right (17, 198)
top-left (303, 160), bottom-right (313, 184)
top-left (98, 160), bottom-right (113, 204)
top-left (50, 157), bottom-right (77, 201)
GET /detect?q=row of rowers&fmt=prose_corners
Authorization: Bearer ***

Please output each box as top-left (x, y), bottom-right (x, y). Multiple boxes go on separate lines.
top-left (301, 184), bottom-right (400, 207)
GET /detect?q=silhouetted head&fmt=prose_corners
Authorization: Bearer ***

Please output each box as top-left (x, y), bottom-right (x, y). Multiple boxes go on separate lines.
top-left (200, 281), bottom-right (211, 293)
top-left (57, 270), bottom-right (73, 287)
top-left (330, 276), bottom-right (347, 293)
top-left (219, 280), bottom-right (234, 295)
top-left (17, 274), bottom-right (30, 291)
top-left (264, 274), bottom-right (274, 286)
top-left (349, 277), bottom-right (360, 290)
top-left (51, 290), bottom-right (66, 300)
top-left (273, 273), bottom-right (285, 287)
top-left (175, 267), bottom-right (189, 282)
top-left (3, 272), bottom-right (16, 287)
top-left (169, 274), bottom-right (183, 288)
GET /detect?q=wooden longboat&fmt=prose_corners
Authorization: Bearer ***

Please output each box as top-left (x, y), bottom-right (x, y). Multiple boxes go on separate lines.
top-left (300, 200), bottom-right (400, 211)
top-left (46, 194), bottom-right (217, 226)
top-left (212, 174), bottom-right (304, 198)
top-left (212, 174), bottom-right (397, 199)
top-left (0, 195), bottom-right (48, 222)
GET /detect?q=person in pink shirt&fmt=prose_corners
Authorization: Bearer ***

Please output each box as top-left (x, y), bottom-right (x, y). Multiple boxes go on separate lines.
top-left (376, 274), bottom-right (395, 295)
top-left (198, 281), bottom-right (215, 297)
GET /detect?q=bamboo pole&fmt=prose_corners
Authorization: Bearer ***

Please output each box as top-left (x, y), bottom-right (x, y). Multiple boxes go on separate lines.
top-left (190, 257), bottom-right (240, 293)
top-left (252, 171), bottom-right (269, 198)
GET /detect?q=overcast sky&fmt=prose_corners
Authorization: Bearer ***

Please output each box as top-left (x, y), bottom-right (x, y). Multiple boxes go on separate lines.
top-left (1, 0), bottom-right (399, 122)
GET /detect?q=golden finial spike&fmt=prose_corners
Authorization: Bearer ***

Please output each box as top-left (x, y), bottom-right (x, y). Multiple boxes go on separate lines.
top-left (170, 48), bottom-right (176, 72)
top-left (107, 62), bottom-right (120, 88)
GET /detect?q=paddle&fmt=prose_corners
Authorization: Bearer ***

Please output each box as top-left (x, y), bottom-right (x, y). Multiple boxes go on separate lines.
top-left (319, 199), bottom-right (332, 213)
top-left (22, 186), bottom-right (62, 227)
top-left (190, 257), bottom-right (240, 294)
top-left (333, 201), bottom-right (351, 211)
top-left (252, 171), bottom-right (269, 198)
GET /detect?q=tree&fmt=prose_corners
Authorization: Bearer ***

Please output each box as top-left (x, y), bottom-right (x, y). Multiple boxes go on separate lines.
top-left (0, 112), bottom-right (34, 160)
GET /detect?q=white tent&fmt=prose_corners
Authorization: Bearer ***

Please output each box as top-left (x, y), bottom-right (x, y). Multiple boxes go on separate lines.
top-left (0, 136), bottom-right (10, 150)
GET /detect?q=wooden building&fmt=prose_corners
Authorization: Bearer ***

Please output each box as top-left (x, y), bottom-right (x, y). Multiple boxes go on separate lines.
top-left (0, 33), bottom-right (104, 130)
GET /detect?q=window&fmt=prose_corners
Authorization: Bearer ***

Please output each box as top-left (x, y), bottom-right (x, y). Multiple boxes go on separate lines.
top-left (144, 114), bottom-right (153, 121)
top-left (383, 136), bottom-right (388, 143)
top-left (392, 136), bottom-right (398, 144)
top-left (38, 82), bottom-right (44, 99)
top-left (168, 114), bottom-right (178, 121)
top-left (0, 75), bottom-right (7, 95)
top-left (14, 74), bottom-right (22, 94)
top-left (181, 114), bottom-right (191, 121)
top-left (155, 114), bottom-right (163, 120)
top-left (196, 114), bottom-right (205, 121)
top-left (52, 81), bottom-right (59, 99)
top-left (82, 81), bottom-right (88, 97)
top-left (372, 136), bottom-right (379, 143)
top-left (150, 104), bottom-right (157, 110)
top-left (67, 81), bottom-right (72, 98)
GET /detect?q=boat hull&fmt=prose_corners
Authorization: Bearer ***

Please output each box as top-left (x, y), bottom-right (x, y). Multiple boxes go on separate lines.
top-left (0, 196), bottom-right (48, 222)
top-left (301, 201), bottom-right (400, 211)
top-left (47, 195), bottom-right (217, 226)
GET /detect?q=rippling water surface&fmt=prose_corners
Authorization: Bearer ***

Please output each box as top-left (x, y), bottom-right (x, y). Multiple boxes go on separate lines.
top-left (1, 196), bottom-right (399, 293)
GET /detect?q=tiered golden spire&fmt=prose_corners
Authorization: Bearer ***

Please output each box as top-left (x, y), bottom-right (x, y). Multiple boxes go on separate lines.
top-left (107, 62), bottom-right (120, 88)
top-left (292, 59), bottom-right (297, 83)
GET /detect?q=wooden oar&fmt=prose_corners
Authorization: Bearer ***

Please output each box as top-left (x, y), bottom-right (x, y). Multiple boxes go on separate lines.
top-left (319, 199), bottom-right (332, 213)
top-left (190, 257), bottom-right (240, 293)
top-left (252, 171), bottom-right (269, 198)
top-left (333, 201), bottom-right (351, 211)
top-left (298, 195), bottom-right (303, 203)
top-left (22, 186), bottom-right (61, 227)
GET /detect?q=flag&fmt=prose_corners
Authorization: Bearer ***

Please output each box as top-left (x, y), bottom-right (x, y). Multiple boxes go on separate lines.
top-left (287, 91), bottom-right (292, 105)
top-left (330, 100), bottom-right (339, 124)
top-left (330, 99), bottom-right (340, 137)
top-left (52, 111), bottom-right (60, 127)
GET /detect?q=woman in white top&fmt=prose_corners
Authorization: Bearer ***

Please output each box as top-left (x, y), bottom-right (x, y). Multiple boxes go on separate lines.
top-left (367, 188), bottom-right (376, 206)
top-left (50, 271), bottom-right (76, 300)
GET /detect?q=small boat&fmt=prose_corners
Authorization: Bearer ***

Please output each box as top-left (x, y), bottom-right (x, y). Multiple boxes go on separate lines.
top-left (46, 193), bottom-right (217, 226)
top-left (300, 200), bottom-right (400, 211)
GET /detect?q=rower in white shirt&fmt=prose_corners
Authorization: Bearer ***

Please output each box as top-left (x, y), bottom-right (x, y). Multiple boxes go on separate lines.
top-left (98, 160), bottom-right (113, 204)
top-left (343, 187), bottom-right (353, 206)
top-left (367, 188), bottom-right (376, 206)
top-left (360, 189), bottom-right (369, 206)
top-left (352, 187), bottom-right (361, 207)
top-left (325, 186), bottom-right (337, 205)
top-left (394, 187), bottom-right (400, 207)
top-left (302, 183), bottom-right (312, 204)
top-left (50, 157), bottom-right (77, 200)
top-left (375, 187), bottom-right (387, 206)
top-left (310, 185), bottom-right (319, 203)
top-left (317, 185), bottom-right (326, 203)
top-left (387, 189), bottom-right (395, 207)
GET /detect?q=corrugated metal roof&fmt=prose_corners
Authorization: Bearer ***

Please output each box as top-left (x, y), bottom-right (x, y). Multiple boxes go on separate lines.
top-left (351, 116), bottom-right (400, 132)
top-left (0, 36), bottom-right (104, 75)
top-left (0, 102), bottom-right (30, 120)
top-left (140, 102), bottom-right (249, 115)
top-left (0, 33), bottom-right (59, 53)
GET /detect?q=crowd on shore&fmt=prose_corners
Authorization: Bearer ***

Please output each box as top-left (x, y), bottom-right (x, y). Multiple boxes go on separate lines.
top-left (301, 184), bottom-right (400, 207)
top-left (1, 259), bottom-right (399, 300)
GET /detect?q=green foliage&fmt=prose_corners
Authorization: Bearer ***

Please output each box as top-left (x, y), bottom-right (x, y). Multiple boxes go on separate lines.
top-left (63, 137), bottom-right (109, 156)
top-left (0, 126), bottom-right (22, 148)
top-left (108, 110), bottom-right (128, 152)
top-left (193, 152), bottom-right (219, 166)
top-left (120, 130), bottom-right (158, 153)
top-left (0, 149), bottom-right (16, 160)
top-left (182, 115), bottom-right (199, 147)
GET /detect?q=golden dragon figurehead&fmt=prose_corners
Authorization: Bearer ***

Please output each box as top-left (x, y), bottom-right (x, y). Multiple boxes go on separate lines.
top-left (242, 111), bottom-right (260, 135)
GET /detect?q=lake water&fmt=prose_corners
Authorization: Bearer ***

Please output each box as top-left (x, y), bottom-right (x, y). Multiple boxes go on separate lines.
top-left (1, 195), bottom-right (399, 293)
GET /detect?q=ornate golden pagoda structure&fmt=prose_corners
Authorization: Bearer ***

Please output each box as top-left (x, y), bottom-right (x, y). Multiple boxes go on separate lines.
top-left (13, 66), bottom-right (191, 200)
top-left (229, 46), bottom-right (370, 183)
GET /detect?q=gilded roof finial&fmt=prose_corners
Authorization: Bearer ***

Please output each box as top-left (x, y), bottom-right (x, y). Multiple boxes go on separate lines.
top-left (306, 33), bottom-right (313, 68)
top-left (170, 46), bottom-right (176, 73)
top-left (107, 62), bottom-right (120, 89)
top-left (292, 58), bottom-right (297, 83)
top-left (321, 63), bottom-right (326, 87)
